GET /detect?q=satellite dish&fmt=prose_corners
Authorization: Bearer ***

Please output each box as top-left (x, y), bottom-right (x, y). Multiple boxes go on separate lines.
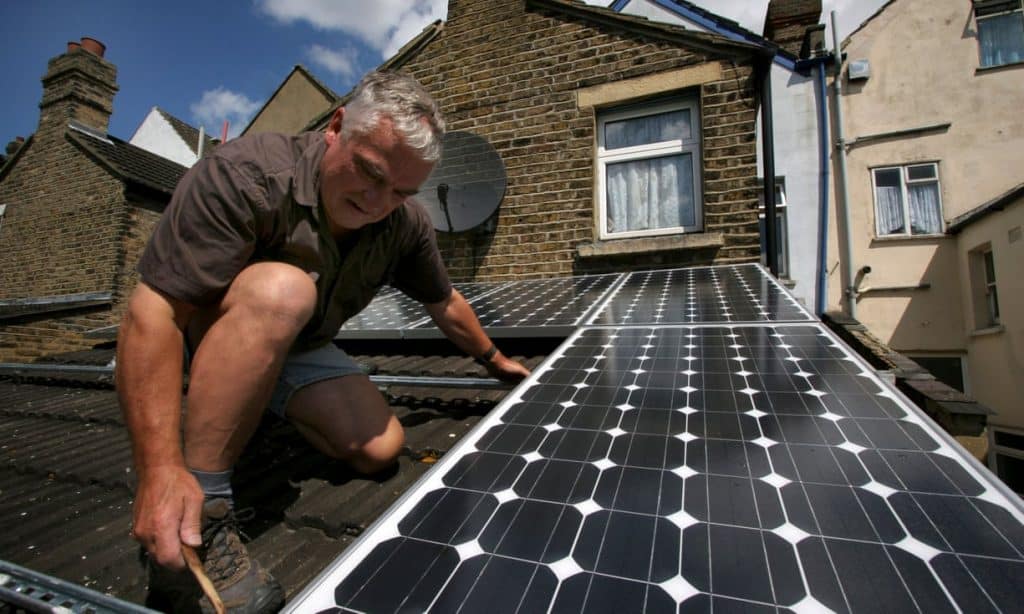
top-left (412, 131), bottom-right (506, 232)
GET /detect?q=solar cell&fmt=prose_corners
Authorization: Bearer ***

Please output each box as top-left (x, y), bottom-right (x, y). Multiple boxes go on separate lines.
top-left (286, 323), bottom-right (1024, 613)
top-left (337, 282), bottom-right (507, 339)
top-left (587, 264), bottom-right (812, 326)
top-left (409, 273), bottom-right (623, 338)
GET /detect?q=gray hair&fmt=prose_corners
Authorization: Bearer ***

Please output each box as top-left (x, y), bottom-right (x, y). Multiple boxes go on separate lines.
top-left (341, 71), bottom-right (446, 162)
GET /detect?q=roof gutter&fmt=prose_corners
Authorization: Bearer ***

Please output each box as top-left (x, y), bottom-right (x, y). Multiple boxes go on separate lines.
top-left (0, 291), bottom-right (112, 321)
top-left (0, 362), bottom-right (514, 390)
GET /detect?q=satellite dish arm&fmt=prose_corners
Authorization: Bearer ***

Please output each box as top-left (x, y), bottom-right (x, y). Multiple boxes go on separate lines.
top-left (438, 183), bottom-right (454, 232)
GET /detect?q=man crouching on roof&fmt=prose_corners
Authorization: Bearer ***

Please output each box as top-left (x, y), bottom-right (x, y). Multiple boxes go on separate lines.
top-left (116, 71), bottom-right (529, 613)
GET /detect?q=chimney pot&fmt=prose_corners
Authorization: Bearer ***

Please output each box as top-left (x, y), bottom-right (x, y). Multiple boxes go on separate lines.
top-left (80, 37), bottom-right (106, 58)
top-left (67, 41), bottom-right (81, 53)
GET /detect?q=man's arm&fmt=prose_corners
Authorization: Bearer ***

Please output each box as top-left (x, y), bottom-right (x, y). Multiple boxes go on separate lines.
top-left (424, 289), bottom-right (530, 383)
top-left (116, 282), bottom-right (201, 570)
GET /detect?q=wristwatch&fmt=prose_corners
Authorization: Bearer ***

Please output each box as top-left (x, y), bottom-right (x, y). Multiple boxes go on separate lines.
top-left (474, 344), bottom-right (498, 366)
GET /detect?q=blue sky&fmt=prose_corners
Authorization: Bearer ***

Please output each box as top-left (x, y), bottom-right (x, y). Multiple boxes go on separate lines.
top-left (0, 0), bottom-right (882, 145)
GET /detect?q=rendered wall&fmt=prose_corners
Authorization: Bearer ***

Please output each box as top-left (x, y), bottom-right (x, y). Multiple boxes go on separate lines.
top-left (826, 0), bottom-right (1024, 354)
top-left (956, 198), bottom-right (1024, 430)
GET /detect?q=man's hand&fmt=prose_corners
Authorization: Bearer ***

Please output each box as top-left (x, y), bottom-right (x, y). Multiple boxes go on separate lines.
top-left (484, 351), bottom-right (531, 383)
top-left (131, 465), bottom-right (204, 570)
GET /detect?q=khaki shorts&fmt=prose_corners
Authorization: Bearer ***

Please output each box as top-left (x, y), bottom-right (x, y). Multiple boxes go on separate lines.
top-left (267, 343), bottom-right (365, 418)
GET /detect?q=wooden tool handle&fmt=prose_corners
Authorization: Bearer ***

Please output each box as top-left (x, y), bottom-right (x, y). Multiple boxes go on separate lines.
top-left (182, 544), bottom-right (226, 614)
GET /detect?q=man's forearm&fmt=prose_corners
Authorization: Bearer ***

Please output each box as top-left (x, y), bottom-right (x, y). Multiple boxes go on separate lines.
top-left (426, 289), bottom-right (495, 359)
top-left (116, 286), bottom-right (191, 472)
top-left (426, 290), bottom-right (530, 382)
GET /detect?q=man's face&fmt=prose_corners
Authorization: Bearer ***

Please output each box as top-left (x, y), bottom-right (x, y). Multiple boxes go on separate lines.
top-left (319, 108), bottom-right (435, 237)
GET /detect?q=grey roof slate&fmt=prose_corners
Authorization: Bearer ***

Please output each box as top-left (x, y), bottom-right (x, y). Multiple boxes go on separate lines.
top-left (155, 108), bottom-right (218, 156)
top-left (66, 121), bottom-right (187, 196)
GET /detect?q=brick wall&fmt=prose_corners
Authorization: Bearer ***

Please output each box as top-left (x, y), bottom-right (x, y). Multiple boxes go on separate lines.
top-left (0, 45), bottom-right (130, 362)
top-left (399, 0), bottom-right (762, 281)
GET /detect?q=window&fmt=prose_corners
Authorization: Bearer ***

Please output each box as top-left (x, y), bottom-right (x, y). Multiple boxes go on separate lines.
top-left (597, 97), bottom-right (702, 239)
top-left (969, 244), bottom-right (1001, 329)
top-left (872, 163), bottom-right (943, 237)
top-left (990, 428), bottom-right (1024, 495)
top-left (909, 355), bottom-right (966, 393)
top-left (758, 179), bottom-right (789, 277)
top-left (975, 0), bottom-right (1024, 68)
top-left (0, 204), bottom-right (6, 236)
top-left (981, 248), bottom-right (1001, 325)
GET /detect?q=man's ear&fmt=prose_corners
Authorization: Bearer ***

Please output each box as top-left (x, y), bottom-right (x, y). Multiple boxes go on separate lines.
top-left (325, 107), bottom-right (345, 145)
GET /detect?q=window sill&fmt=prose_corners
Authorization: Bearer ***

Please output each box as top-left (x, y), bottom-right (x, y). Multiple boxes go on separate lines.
top-left (870, 234), bottom-right (952, 246)
top-left (970, 324), bottom-right (1004, 338)
top-left (576, 232), bottom-right (724, 259)
top-left (976, 59), bottom-right (1024, 74)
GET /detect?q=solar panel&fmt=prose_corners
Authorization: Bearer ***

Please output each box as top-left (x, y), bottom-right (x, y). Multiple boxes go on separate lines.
top-left (587, 264), bottom-right (812, 326)
top-left (286, 322), bottom-right (1024, 613)
top-left (407, 273), bottom-right (624, 338)
top-left (337, 282), bottom-right (508, 339)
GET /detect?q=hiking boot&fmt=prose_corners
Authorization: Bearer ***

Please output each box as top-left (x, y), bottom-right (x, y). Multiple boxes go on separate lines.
top-left (146, 498), bottom-right (284, 614)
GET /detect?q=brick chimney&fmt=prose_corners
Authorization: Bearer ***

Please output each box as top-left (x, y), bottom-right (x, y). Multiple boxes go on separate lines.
top-left (763, 0), bottom-right (822, 58)
top-left (38, 37), bottom-right (118, 134)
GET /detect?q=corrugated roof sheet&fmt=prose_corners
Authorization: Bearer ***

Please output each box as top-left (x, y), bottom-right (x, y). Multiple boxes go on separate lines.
top-left (0, 345), bottom-right (547, 607)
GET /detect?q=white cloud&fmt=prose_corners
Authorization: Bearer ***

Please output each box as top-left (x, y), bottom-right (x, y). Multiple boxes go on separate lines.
top-left (307, 44), bottom-right (360, 79)
top-left (257, 0), bottom-right (446, 59)
top-left (190, 87), bottom-right (262, 139)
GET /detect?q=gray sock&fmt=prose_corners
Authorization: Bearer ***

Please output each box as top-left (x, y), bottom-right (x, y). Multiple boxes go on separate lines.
top-left (190, 468), bottom-right (234, 503)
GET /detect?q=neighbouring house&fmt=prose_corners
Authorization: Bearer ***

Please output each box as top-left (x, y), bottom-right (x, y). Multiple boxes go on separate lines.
top-left (612, 0), bottom-right (832, 313)
top-left (0, 38), bottom-right (186, 363)
top-left (241, 64), bottom-right (342, 137)
top-left (129, 106), bottom-right (218, 167)
top-left (947, 183), bottom-right (1024, 491)
top-left (266, 0), bottom-right (779, 281)
top-left (827, 0), bottom-right (1024, 487)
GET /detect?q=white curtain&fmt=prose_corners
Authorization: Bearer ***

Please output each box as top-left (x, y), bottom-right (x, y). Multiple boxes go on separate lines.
top-left (908, 183), bottom-right (942, 234)
top-left (875, 184), bottom-right (905, 235)
top-left (980, 12), bottom-right (1024, 67)
top-left (607, 154), bottom-right (695, 234)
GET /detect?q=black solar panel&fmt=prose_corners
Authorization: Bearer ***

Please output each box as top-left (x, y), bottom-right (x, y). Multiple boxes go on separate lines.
top-left (407, 274), bottom-right (623, 338)
top-left (337, 282), bottom-right (506, 339)
top-left (287, 323), bottom-right (1024, 613)
top-left (587, 264), bottom-right (812, 326)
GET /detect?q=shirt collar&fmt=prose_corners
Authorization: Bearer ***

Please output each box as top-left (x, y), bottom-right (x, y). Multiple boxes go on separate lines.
top-left (293, 132), bottom-right (326, 209)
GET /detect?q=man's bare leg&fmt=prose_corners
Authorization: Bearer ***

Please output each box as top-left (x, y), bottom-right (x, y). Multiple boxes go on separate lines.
top-left (285, 374), bottom-right (405, 474)
top-left (184, 262), bottom-right (317, 472)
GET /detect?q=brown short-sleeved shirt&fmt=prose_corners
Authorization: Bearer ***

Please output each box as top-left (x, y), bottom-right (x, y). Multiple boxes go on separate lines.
top-left (138, 131), bottom-right (451, 351)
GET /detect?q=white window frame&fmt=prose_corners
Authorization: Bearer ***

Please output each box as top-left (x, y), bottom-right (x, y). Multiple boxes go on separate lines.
top-left (871, 162), bottom-right (944, 238)
top-left (975, 0), bottom-right (1024, 68)
top-left (758, 178), bottom-right (789, 278)
top-left (596, 97), bottom-right (703, 240)
top-left (989, 426), bottom-right (1024, 495)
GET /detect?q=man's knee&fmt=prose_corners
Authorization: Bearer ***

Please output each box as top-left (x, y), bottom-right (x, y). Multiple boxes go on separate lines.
top-left (228, 263), bottom-right (317, 334)
top-left (326, 417), bottom-right (405, 475)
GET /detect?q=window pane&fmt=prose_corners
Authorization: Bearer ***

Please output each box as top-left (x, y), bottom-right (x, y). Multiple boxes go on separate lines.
top-left (605, 109), bottom-right (691, 150)
top-left (908, 182), bottom-right (942, 234)
top-left (874, 169), bottom-right (905, 235)
top-left (995, 430), bottom-right (1024, 450)
top-left (606, 153), bottom-right (695, 233)
top-left (907, 164), bottom-right (936, 181)
top-left (995, 453), bottom-right (1024, 494)
top-left (984, 250), bottom-right (997, 283)
top-left (909, 356), bottom-right (964, 392)
top-left (978, 11), bottom-right (1024, 67)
